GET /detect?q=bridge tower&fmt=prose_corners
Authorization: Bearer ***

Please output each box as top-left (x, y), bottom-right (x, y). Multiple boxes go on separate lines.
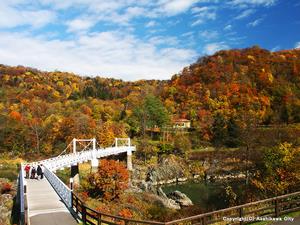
top-left (115, 138), bottom-right (132, 170)
top-left (71, 138), bottom-right (97, 185)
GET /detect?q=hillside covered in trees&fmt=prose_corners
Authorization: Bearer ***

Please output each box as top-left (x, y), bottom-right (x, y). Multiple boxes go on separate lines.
top-left (1, 46), bottom-right (300, 157)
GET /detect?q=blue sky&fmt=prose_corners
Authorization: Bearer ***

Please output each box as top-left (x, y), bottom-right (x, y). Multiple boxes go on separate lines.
top-left (0, 0), bottom-right (299, 81)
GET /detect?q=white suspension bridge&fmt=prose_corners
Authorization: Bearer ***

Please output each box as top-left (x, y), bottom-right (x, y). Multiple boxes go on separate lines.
top-left (18, 137), bottom-right (135, 225)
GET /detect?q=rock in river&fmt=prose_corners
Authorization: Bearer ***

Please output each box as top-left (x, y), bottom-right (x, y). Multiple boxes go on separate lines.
top-left (167, 190), bottom-right (193, 207)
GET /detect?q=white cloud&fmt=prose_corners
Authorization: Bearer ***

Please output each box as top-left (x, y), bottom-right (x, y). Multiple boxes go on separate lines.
top-left (0, 1), bottom-right (172, 30)
top-left (271, 45), bottom-right (280, 52)
top-left (157, 0), bottom-right (199, 16)
top-left (0, 31), bottom-right (197, 81)
top-left (295, 42), bottom-right (300, 49)
top-left (224, 24), bottom-right (232, 31)
top-left (0, 2), bottom-right (56, 28)
top-left (191, 6), bottom-right (216, 26)
top-left (191, 6), bottom-right (210, 13)
top-left (247, 18), bottom-right (263, 27)
top-left (203, 42), bottom-right (229, 55)
top-left (181, 31), bottom-right (194, 37)
top-left (199, 30), bottom-right (219, 40)
top-left (229, 0), bottom-right (277, 7)
top-left (38, 0), bottom-right (201, 23)
top-left (234, 9), bottom-right (255, 19)
top-left (145, 21), bottom-right (157, 27)
top-left (66, 18), bottom-right (96, 33)
top-left (148, 36), bottom-right (179, 46)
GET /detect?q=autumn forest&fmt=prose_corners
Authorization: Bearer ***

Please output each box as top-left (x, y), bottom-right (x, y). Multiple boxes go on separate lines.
top-left (1, 46), bottom-right (300, 156)
top-left (1, 46), bottom-right (300, 222)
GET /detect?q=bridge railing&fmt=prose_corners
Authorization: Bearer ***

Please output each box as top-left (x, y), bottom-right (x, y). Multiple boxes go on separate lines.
top-left (70, 191), bottom-right (300, 225)
top-left (36, 146), bottom-right (135, 171)
top-left (44, 166), bottom-right (72, 207)
top-left (18, 164), bottom-right (28, 225)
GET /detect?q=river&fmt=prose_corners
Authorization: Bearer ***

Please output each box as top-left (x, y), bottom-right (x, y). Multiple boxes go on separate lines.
top-left (162, 180), bottom-right (246, 211)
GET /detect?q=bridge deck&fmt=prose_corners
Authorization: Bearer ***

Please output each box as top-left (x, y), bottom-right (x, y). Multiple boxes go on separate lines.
top-left (26, 177), bottom-right (77, 225)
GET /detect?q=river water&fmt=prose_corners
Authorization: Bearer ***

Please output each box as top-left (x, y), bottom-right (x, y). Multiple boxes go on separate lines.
top-left (162, 180), bottom-right (245, 211)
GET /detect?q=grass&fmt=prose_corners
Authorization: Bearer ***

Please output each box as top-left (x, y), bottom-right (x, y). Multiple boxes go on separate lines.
top-left (55, 162), bottom-right (92, 185)
top-left (0, 159), bottom-right (22, 181)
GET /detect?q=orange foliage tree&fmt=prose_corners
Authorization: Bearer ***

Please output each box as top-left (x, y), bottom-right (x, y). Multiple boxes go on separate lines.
top-left (88, 159), bottom-right (129, 201)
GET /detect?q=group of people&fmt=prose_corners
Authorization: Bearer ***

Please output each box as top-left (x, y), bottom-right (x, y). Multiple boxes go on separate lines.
top-left (24, 164), bottom-right (44, 180)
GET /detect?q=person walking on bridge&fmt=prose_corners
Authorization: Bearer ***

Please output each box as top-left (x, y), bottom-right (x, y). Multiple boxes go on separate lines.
top-left (31, 166), bottom-right (36, 179)
top-left (24, 164), bottom-right (30, 179)
top-left (37, 165), bottom-right (42, 180)
top-left (37, 164), bottom-right (44, 179)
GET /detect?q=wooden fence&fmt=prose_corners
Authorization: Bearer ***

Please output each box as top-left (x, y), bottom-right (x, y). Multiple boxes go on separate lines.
top-left (71, 193), bottom-right (164, 225)
top-left (71, 191), bottom-right (300, 225)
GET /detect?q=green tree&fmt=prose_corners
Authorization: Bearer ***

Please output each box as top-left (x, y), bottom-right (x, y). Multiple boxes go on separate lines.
top-left (226, 117), bottom-right (240, 147)
top-left (130, 95), bottom-right (169, 135)
top-left (251, 142), bottom-right (300, 196)
top-left (136, 138), bottom-right (159, 162)
top-left (280, 104), bottom-right (291, 124)
top-left (211, 112), bottom-right (227, 147)
top-left (174, 134), bottom-right (191, 155)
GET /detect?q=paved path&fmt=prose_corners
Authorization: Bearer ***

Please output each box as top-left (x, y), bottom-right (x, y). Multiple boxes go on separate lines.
top-left (26, 177), bottom-right (77, 225)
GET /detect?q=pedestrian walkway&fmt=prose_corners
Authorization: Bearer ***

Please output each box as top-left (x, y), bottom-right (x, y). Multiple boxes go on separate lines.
top-left (26, 177), bottom-right (77, 225)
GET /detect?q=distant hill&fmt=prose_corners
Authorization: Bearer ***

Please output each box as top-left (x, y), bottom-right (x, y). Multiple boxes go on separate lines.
top-left (1, 46), bottom-right (300, 155)
top-left (161, 46), bottom-right (300, 137)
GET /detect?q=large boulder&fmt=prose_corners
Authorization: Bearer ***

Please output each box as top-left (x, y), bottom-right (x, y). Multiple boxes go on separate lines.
top-left (167, 190), bottom-right (193, 207)
top-left (156, 187), bottom-right (181, 209)
top-left (161, 198), bottom-right (181, 210)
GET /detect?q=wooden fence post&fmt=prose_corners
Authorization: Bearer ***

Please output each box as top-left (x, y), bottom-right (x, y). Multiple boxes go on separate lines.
top-left (82, 205), bottom-right (87, 225)
top-left (97, 213), bottom-right (102, 225)
top-left (75, 197), bottom-right (79, 214)
top-left (275, 199), bottom-right (280, 217)
top-left (202, 216), bottom-right (207, 225)
top-left (239, 207), bottom-right (244, 225)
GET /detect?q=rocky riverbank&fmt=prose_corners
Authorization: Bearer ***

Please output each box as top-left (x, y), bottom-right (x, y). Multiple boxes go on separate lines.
top-left (130, 153), bottom-right (248, 210)
top-left (132, 153), bottom-right (248, 188)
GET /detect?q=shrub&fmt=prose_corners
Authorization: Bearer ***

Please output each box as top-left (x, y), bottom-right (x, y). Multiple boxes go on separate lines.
top-left (118, 208), bottom-right (133, 218)
top-left (159, 143), bottom-right (174, 155)
top-left (147, 205), bottom-right (170, 221)
top-left (87, 159), bottom-right (129, 201)
top-left (174, 134), bottom-right (191, 155)
top-left (0, 179), bottom-right (13, 194)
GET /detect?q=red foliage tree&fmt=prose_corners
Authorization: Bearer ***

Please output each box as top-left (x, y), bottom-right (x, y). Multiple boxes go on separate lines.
top-left (88, 159), bottom-right (129, 201)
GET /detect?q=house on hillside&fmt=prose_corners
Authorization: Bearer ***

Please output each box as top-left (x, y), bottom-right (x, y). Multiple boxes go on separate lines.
top-left (172, 119), bottom-right (191, 129)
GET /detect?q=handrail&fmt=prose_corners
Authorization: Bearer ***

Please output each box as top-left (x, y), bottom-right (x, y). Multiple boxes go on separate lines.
top-left (27, 146), bottom-right (136, 171)
top-left (44, 166), bottom-right (72, 207)
top-left (18, 164), bottom-right (25, 225)
top-left (18, 163), bottom-right (29, 225)
top-left (71, 191), bottom-right (300, 225)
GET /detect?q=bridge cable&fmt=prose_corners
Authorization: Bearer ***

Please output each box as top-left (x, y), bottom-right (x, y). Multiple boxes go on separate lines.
top-left (57, 141), bottom-right (72, 157)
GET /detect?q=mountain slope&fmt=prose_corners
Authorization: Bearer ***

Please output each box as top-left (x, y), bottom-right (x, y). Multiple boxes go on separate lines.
top-left (1, 46), bottom-right (300, 155)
